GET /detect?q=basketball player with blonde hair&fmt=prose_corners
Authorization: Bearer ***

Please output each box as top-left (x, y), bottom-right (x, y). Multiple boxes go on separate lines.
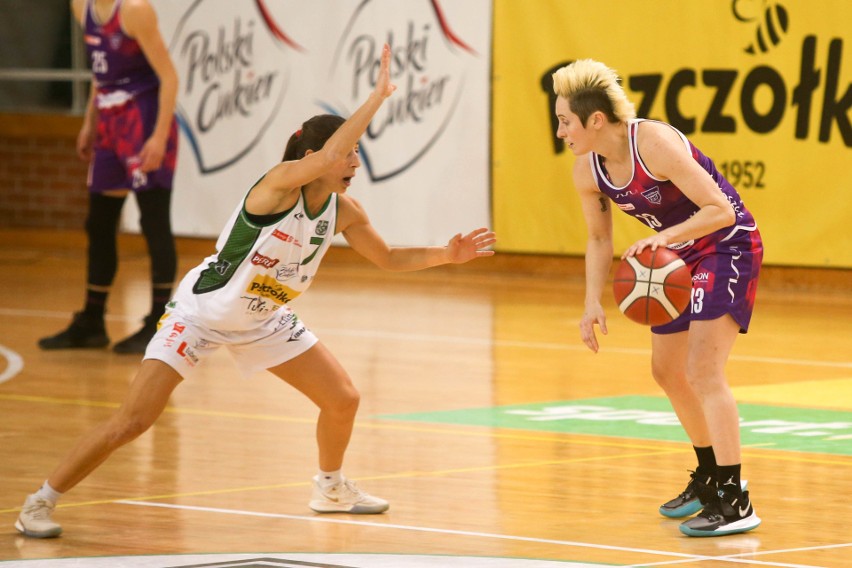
top-left (553, 59), bottom-right (763, 537)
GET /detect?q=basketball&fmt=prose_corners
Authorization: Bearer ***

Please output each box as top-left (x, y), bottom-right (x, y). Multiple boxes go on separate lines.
top-left (613, 247), bottom-right (692, 326)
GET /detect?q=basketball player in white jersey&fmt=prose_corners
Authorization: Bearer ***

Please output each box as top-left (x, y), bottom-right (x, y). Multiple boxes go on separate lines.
top-left (16, 44), bottom-right (497, 538)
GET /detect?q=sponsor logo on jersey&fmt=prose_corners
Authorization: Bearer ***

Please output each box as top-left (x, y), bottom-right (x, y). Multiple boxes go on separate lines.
top-left (667, 239), bottom-right (695, 250)
top-left (272, 229), bottom-right (302, 246)
top-left (616, 190), bottom-right (636, 198)
top-left (250, 251), bottom-right (279, 268)
top-left (315, 220), bottom-right (329, 236)
top-left (176, 341), bottom-right (199, 366)
top-left (693, 271), bottom-right (711, 282)
top-left (163, 322), bottom-right (186, 348)
top-left (246, 274), bottom-right (300, 305)
top-left (616, 202), bottom-right (636, 211)
top-left (274, 262), bottom-right (300, 282)
top-left (641, 186), bottom-right (662, 205)
top-left (213, 258), bottom-right (232, 276)
top-left (84, 35), bottom-right (101, 46)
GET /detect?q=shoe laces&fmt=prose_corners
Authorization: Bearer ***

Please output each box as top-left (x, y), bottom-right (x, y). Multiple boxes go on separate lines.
top-left (24, 498), bottom-right (54, 519)
top-left (694, 498), bottom-right (724, 521)
top-left (675, 470), bottom-right (702, 500)
top-left (340, 479), bottom-right (366, 497)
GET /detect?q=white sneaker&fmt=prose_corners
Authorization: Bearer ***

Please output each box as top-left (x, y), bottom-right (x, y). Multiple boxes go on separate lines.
top-left (309, 476), bottom-right (389, 514)
top-left (15, 495), bottom-right (62, 538)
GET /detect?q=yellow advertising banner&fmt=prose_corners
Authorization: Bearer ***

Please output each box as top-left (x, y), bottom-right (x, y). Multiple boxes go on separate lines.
top-left (493, 0), bottom-right (852, 267)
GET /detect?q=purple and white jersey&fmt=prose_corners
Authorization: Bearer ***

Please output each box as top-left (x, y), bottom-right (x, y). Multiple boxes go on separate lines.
top-left (84, 0), bottom-right (159, 109)
top-left (589, 119), bottom-right (757, 261)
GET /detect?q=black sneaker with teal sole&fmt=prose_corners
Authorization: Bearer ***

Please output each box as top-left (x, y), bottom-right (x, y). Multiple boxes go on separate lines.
top-left (660, 472), bottom-right (748, 518)
top-left (679, 489), bottom-right (761, 537)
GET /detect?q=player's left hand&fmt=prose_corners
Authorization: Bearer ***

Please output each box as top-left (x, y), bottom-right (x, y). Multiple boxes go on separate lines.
top-left (446, 228), bottom-right (496, 264)
top-left (138, 136), bottom-right (167, 172)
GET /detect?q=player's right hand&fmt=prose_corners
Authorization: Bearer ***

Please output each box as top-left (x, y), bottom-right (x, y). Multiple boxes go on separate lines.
top-left (374, 43), bottom-right (397, 100)
top-left (76, 125), bottom-right (95, 161)
top-left (579, 303), bottom-right (607, 353)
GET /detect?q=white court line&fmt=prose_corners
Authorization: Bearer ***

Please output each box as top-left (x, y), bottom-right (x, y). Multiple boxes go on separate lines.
top-left (115, 500), bottom-right (829, 568)
top-left (3, 308), bottom-right (849, 370)
top-left (0, 343), bottom-right (24, 384)
top-left (636, 539), bottom-right (852, 567)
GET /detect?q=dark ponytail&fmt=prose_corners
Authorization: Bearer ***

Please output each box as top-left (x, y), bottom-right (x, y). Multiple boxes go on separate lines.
top-left (281, 114), bottom-right (346, 161)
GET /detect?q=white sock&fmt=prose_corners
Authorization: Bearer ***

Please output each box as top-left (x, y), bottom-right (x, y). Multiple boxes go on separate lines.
top-left (317, 469), bottom-right (343, 489)
top-left (35, 480), bottom-right (63, 504)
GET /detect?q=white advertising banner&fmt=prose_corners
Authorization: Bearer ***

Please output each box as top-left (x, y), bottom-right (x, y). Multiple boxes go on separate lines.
top-left (124, 0), bottom-right (492, 246)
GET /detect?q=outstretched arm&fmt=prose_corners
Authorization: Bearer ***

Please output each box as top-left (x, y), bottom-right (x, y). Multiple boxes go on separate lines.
top-left (339, 195), bottom-right (495, 271)
top-left (263, 44), bottom-right (397, 195)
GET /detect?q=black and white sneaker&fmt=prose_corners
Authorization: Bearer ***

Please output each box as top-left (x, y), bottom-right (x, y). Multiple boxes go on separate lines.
top-left (679, 489), bottom-right (761, 537)
top-left (660, 471), bottom-right (749, 518)
top-left (659, 471), bottom-right (717, 518)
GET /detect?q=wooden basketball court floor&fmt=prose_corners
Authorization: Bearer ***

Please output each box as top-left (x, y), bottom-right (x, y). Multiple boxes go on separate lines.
top-left (1, 228), bottom-right (850, 567)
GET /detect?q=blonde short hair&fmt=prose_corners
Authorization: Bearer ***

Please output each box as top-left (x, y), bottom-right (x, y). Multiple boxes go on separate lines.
top-left (552, 59), bottom-right (636, 124)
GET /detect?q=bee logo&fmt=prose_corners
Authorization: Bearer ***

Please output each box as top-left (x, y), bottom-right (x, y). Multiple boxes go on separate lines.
top-left (732, 0), bottom-right (789, 54)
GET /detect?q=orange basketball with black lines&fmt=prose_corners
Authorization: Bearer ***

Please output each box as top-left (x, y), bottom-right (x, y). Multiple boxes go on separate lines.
top-left (613, 247), bottom-right (692, 326)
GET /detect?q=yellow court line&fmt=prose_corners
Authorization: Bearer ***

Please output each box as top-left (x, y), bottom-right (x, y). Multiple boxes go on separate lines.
top-left (0, 447), bottom-right (686, 515)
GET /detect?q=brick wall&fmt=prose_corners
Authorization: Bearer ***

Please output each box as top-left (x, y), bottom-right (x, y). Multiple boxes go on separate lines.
top-left (0, 113), bottom-right (89, 229)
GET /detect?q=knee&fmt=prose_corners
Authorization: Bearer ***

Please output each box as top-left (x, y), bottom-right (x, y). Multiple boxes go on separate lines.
top-left (105, 413), bottom-right (155, 446)
top-left (325, 386), bottom-right (360, 419)
top-left (651, 361), bottom-right (682, 391)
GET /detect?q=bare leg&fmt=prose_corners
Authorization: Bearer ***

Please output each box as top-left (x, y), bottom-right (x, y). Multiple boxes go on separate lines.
top-left (48, 359), bottom-right (183, 493)
top-left (684, 315), bottom-right (743, 465)
top-left (267, 342), bottom-right (359, 472)
top-left (651, 330), bottom-right (712, 447)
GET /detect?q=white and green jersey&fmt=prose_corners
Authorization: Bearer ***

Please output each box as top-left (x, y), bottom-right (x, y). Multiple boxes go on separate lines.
top-left (172, 189), bottom-right (338, 331)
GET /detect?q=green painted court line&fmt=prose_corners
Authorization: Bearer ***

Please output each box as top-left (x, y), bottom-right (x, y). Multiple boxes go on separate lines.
top-left (378, 396), bottom-right (852, 456)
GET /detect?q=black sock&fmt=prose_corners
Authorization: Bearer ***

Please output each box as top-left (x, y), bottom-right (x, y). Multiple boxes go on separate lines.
top-left (150, 284), bottom-right (172, 319)
top-left (694, 445), bottom-right (717, 477)
top-left (83, 288), bottom-right (108, 319)
top-left (717, 464), bottom-right (743, 496)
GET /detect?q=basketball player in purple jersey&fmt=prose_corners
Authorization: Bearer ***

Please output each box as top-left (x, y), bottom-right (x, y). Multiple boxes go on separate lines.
top-left (39, 0), bottom-right (179, 353)
top-left (552, 60), bottom-right (763, 537)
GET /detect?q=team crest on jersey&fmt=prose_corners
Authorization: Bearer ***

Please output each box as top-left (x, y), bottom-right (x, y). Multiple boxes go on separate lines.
top-left (108, 33), bottom-right (123, 50)
top-left (642, 186), bottom-right (662, 205)
top-left (315, 220), bottom-right (329, 236)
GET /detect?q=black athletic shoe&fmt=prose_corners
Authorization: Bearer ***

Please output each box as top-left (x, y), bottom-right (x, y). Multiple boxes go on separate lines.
top-left (659, 471), bottom-right (717, 518)
top-left (38, 312), bottom-right (109, 350)
top-left (679, 489), bottom-right (761, 537)
top-left (112, 313), bottom-right (160, 354)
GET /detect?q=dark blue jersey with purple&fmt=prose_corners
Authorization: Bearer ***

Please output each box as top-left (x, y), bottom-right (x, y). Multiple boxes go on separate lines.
top-left (84, 0), bottom-right (159, 108)
top-left (83, 0), bottom-right (177, 193)
top-left (589, 119), bottom-right (763, 333)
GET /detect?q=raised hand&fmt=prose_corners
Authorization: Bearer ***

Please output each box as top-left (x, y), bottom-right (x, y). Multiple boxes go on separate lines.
top-left (446, 228), bottom-right (497, 264)
top-left (373, 43), bottom-right (397, 100)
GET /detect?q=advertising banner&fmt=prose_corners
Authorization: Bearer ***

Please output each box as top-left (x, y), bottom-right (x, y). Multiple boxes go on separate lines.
top-left (493, 0), bottom-right (851, 267)
top-left (125, 0), bottom-right (492, 247)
